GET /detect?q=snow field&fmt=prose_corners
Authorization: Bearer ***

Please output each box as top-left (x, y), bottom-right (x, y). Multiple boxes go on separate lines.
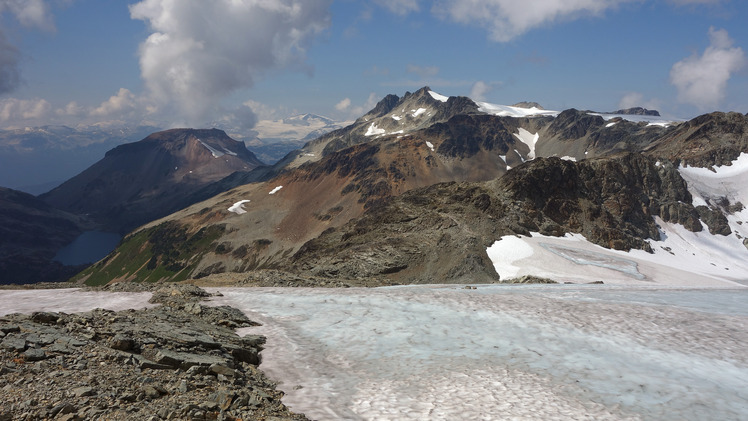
top-left (208, 285), bottom-right (748, 421)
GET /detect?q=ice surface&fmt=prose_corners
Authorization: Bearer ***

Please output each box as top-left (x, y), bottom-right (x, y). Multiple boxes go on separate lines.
top-left (228, 199), bottom-right (250, 214)
top-left (428, 90), bottom-right (449, 103)
top-left (0, 289), bottom-right (154, 316)
top-left (207, 285), bottom-right (748, 421)
top-left (477, 102), bottom-right (559, 118)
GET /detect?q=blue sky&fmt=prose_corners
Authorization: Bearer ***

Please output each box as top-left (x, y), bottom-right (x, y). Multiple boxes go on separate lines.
top-left (0, 0), bottom-right (746, 132)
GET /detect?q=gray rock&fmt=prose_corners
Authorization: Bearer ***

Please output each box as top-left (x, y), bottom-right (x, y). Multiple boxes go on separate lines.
top-left (109, 334), bottom-right (136, 351)
top-left (23, 348), bottom-right (47, 361)
top-left (73, 386), bottom-right (95, 397)
top-left (1, 334), bottom-right (26, 351)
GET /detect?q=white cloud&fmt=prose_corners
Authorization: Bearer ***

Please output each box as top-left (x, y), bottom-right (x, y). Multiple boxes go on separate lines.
top-left (0, 0), bottom-right (57, 95)
top-left (374, 0), bottom-right (420, 15)
top-left (350, 92), bottom-right (379, 117)
top-left (129, 0), bottom-right (332, 126)
top-left (0, 97), bottom-right (51, 123)
top-left (0, 0), bottom-right (55, 31)
top-left (55, 101), bottom-right (85, 117)
top-left (90, 88), bottom-right (137, 117)
top-left (470, 80), bottom-right (501, 101)
top-left (432, 0), bottom-right (637, 42)
top-left (670, 27), bottom-right (746, 109)
top-left (335, 97), bottom-right (351, 111)
top-left (617, 92), bottom-right (660, 111)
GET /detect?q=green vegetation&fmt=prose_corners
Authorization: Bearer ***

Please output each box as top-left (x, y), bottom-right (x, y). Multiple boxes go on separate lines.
top-left (73, 222), bottom-right (225, 286)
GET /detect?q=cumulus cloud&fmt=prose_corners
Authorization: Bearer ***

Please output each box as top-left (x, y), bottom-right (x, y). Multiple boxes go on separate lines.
top-left (91, 88), bottom-right (137, 117)
top-left (469, 80), bottom-right (501, 101)
top-left (432, 0), bottom-right (637, 42)
top-left (670, 27), bottom-right (746, 108)
top-left (0, 0), bottom-right (55, 31)
top-left (129, 0), bottom-right (332, 126)
top-left (0, 97), bottom-right (51, 123)
top-left (335, 97), bottom-right (351, 111)
top-left (617, 92), bottom-right (661, 111)
top-left (0, 0), bottom-right (57, 95)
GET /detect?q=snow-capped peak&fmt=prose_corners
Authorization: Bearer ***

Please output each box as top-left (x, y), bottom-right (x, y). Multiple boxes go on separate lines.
top-left (428, 90), bottom-right (449, 103)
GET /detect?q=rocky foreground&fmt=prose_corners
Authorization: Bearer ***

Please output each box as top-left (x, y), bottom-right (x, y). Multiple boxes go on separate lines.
top-left (0, 284), bottom-right (309, 421)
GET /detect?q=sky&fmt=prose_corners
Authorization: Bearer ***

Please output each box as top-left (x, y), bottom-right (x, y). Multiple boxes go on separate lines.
top-left (0, 0), bottom-right (746, 133)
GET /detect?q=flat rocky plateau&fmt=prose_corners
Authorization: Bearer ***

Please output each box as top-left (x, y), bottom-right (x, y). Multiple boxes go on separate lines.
top-left (0, 284), bottom-right (309, 421)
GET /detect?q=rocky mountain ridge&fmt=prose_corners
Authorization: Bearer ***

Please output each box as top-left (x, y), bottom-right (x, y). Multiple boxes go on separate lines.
top-left (72, 88), bottom-right (748, 286)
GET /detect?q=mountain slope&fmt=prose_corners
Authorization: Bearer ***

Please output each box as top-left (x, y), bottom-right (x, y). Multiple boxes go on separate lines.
top-left (40, 128), bottom-right (265, 234)
top-left (0, 187), bottom-right (90, 284)
top-left (73, 88), bottom-right (748, 286)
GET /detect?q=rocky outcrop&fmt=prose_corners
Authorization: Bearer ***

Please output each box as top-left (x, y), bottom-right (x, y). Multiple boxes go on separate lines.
top-left (646, 111), bottom-right (748, 167)
top-left (608, 107), bottom-right (660, 116)
top-left (0, 285), bottom-right (308, 420)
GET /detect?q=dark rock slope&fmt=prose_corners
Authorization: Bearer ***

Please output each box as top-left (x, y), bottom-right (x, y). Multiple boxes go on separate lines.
top-left (0, 187), bottom-right (90, 284)
top-left (0, 284), bottom-right (307, 421)
top-left (291, 153), bottom-right (704, 284)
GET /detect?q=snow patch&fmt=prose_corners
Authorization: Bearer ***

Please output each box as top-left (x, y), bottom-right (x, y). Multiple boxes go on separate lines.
top-left (412, 108), bottom-right (427, 118)
top-left (560, 156), bottom-right (577, 162)
top-left (365, 123), bottom-right (385, 136)
top-left (228, 200), bottom-right (251, 215)
top-left (428, 90), bottom-right (449, 102)
top-left (425, 141), bottom-right (434, 151)
top-left (606, 122), bottom-right (617, 128)
top-left (589, 113), bottom-right (680, 127)
top-left (199, 139), bottom-right (225, 158)
top-left (269, 186), bottom-right (283, 195)
top-left (513, 128), bottom-right (539, 160)
top-left (392, 115), bottom-right (401, 121)
top-left (477, 102), bottom-right (559, 118)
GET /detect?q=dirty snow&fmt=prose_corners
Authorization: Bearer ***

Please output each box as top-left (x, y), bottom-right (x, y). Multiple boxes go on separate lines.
top-left (205, 285), bottom-right (748, 421)
top-left (228, 199), bottom-right (251, 215)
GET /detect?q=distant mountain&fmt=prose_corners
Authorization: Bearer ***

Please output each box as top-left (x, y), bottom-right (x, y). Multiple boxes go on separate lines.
top-left (0, 125), bottom-right (161, 194)
top-left (213, 113), bottom-right (349, 165)
top-left (608, 107), bottom-right (660, 116)
top-left (40, 128), bottom-right (265, 234)
top-left (0, 187), bottom-right (90, 284)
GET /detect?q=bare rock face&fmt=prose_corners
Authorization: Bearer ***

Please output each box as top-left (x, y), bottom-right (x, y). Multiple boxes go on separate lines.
top-left (40, 129), bottom-right (265, 234)
top-left (0, 285), bottom-right (307, 421)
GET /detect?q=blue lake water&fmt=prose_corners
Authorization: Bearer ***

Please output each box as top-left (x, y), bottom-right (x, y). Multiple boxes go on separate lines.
top-left (53, 231), bottom-right (121, 265)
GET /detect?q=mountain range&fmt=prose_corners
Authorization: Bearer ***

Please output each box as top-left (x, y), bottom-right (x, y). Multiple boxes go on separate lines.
top-left (1, 86), bottom-right (747, 286)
